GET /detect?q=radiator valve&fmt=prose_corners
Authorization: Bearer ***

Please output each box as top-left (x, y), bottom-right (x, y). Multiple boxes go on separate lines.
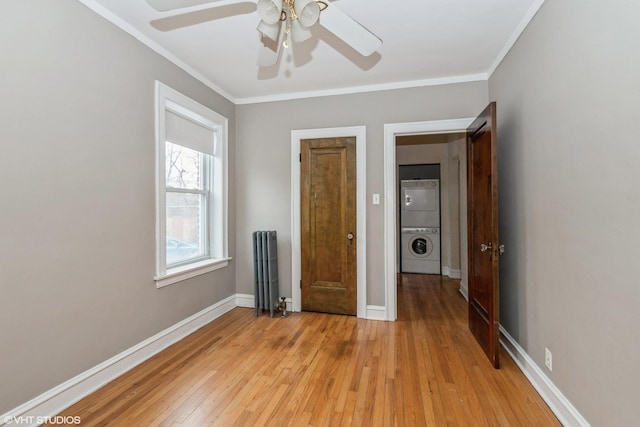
top-left (278, 297), bottom-right (288, 318)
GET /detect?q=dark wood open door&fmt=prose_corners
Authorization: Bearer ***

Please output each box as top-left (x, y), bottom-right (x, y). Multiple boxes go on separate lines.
top-left (301, 137), bottom-right (357, 315)
top-left (467, 102), bottom-right (501, 368)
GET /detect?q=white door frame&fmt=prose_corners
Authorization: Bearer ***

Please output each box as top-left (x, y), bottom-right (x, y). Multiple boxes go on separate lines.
top-left (383, 118), bottom-right (473, 320)
top-left (291, 126), bottom-right (367, 318)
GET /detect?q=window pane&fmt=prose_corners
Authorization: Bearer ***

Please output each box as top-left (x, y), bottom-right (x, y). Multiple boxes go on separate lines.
top-left (166, 141), bottom-right (202, 190)
top-left (166, 192), bottom-right (207, 265)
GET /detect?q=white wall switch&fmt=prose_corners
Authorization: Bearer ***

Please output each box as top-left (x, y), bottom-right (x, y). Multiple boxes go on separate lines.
top-left (372, 193), bottom-right (380, 205)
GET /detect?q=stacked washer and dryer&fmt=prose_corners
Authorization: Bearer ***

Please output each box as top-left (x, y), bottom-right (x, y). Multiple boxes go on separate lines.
top-left (400, 179), bottom-right (441, 274)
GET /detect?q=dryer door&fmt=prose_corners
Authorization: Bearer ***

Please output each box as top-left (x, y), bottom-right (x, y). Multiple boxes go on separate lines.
top-left (404, 187), bottom-right (437, 212)
top-left (401, 180), bottom-right (440, 227)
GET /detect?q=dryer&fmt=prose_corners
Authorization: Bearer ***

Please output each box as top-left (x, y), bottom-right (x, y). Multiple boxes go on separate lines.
top-left (401, 227), bottom-right (441, 274)
top-left (401, 179), bottom-right (440, 227)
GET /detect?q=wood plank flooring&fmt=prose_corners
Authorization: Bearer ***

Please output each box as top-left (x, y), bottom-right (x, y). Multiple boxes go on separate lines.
top-left (51, 274), bottom-right (560, 426)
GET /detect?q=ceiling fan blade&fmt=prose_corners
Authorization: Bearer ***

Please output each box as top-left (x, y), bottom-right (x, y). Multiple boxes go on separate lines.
top-left (319, 2), bottom-right (382, 56)
top-left (257, 39), bottom-right (279, 67)
top-left (145, 0), bottom-right (225, 12)
top-left (257, 22), bottom-right (284, 67)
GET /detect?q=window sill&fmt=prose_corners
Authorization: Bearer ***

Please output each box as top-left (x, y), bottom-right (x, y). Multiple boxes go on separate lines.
top-left (155, 257), bottom-right (231, 288)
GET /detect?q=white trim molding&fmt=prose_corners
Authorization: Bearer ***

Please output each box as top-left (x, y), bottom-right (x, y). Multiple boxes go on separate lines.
top-left (383, 118), bottom-right (474, 321)
top-left (459, 283), bottom-right (469, 301)
top-left (291, 126), bottom-right (367, 318)
top-left (235, 74), bottom-right (487, 105)
top-left (442, 267), bottom-right (462, 279)
top-left (235, 293), bottom-right (255, 309)
top-left (500, 327), bottom-right (591, 427)
top-left (0, 295), bottom-right (237, 427)
top-left (235, 294), bottom-right (293, 313)
top-left (365, 306), bottom-right (387, 321)
top-left (487, 0), bottom-right (547, 78)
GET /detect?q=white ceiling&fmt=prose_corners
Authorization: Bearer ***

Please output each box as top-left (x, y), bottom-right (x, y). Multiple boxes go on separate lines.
top-left (85, 0), bottom-right (544, 103)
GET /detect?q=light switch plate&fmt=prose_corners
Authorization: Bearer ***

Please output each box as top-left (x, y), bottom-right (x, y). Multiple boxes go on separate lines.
top-left (372, 193), bottom-right (380, 205)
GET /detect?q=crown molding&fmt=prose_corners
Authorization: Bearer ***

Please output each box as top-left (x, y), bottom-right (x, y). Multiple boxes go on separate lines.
top-left (487, 0), bottom-right (546, 78)
top-left (234, 73), bottom-right (488, 105)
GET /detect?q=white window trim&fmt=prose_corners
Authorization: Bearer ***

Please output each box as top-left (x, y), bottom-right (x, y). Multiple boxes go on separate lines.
top-left (154, 81), bottom-right (230, 288)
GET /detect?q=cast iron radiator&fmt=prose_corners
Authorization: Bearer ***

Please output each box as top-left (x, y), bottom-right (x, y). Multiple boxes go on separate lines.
top-left (252, 231), bottom-right (279, 317)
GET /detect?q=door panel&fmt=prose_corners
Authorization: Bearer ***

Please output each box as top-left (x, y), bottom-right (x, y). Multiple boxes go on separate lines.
top-left (301, 137), bottom-right (356, 315)
top-left (467, 102), bottom-right (500, 368)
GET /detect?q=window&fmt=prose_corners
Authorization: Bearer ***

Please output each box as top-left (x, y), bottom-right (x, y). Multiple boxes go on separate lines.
top-left (165, 141), bottom-right (209, 266)
top-left (154, 82), bottom-right (229, 288)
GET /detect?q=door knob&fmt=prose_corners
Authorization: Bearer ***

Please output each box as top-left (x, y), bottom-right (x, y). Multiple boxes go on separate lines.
top-left (347, 233), bottom-right (354, 240)
top-left (480, 243), bottom-right (493, 252)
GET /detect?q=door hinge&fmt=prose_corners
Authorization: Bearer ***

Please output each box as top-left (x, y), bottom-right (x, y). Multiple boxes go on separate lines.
top-left (300, 279), bottom-right (302, 288)
top-left (299, 153), bottom-right (301, 162)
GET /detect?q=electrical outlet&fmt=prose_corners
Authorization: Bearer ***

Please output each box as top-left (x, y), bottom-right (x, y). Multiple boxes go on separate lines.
top-left (545, 348), bottom-right (553, 371)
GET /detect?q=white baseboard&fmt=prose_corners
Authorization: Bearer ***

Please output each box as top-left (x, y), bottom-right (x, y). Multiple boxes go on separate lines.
top-left (0, 295), bottom-right (237, 427)
top-left (235, 294), bottom-right (293, 313)
top-left (240, 293), bottom-right (387, 322)
top-left (242, 294), bottom-right (385, 321)
top-left (365, 305), bottom-right (387, 321)
top-left (442, 266), bottom-right (462, 279)
top-left (499, 327), bottom-right (590, 427)
top-left (458, 284), bottom-right (468, 301)
top-left (235, 293), bottom-right (254, 308)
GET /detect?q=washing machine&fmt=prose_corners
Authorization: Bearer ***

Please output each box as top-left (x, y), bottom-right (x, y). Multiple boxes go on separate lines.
top-left (401, 227), bottom-right (441, 274)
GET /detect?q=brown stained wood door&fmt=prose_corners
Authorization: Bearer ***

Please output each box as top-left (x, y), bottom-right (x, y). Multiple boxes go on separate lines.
top-left (301, 137), bottom-right (357, 315)
top-left (467, 102), bottom-right (501, 368)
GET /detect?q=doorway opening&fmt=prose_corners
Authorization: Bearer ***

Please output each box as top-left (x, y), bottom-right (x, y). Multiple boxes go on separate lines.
top-left (383, 119), bottom-right (474, 321)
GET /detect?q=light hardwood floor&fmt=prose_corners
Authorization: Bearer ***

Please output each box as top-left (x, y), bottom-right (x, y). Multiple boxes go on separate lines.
top-left (52, 274), bottom-right (560, 426)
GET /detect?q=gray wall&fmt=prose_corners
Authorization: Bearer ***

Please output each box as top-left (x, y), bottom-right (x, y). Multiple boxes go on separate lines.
top-left (0, 0), bottom-right (236, 412)
top-left (489, 1), bottom-right (640, 425)
top-left (236, 83), bottom-right (488, 306)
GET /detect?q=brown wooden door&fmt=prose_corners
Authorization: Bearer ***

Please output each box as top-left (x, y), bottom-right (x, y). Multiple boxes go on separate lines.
top-left (301, 137), bottom-right (357, 315)
top-left (467, 102), bottom-right (501, 368)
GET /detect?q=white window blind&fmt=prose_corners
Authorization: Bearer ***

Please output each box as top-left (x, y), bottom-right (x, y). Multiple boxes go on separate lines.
top-left (165, 110), bottom-right (215, 155)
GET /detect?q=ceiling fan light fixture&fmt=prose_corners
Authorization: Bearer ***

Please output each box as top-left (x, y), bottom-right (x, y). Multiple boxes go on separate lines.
top-left (293, 0), bottom-right (320, 27)
top-left (257, 19), bottom-right (282, 41)
top-left (257, 0), bottom-right (283, 25)
top-left (290, 18), bottom-right (312, 42)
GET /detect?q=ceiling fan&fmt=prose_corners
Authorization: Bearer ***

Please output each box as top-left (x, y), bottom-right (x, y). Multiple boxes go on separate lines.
top-left (145, 0), bottom-right (382, 66)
